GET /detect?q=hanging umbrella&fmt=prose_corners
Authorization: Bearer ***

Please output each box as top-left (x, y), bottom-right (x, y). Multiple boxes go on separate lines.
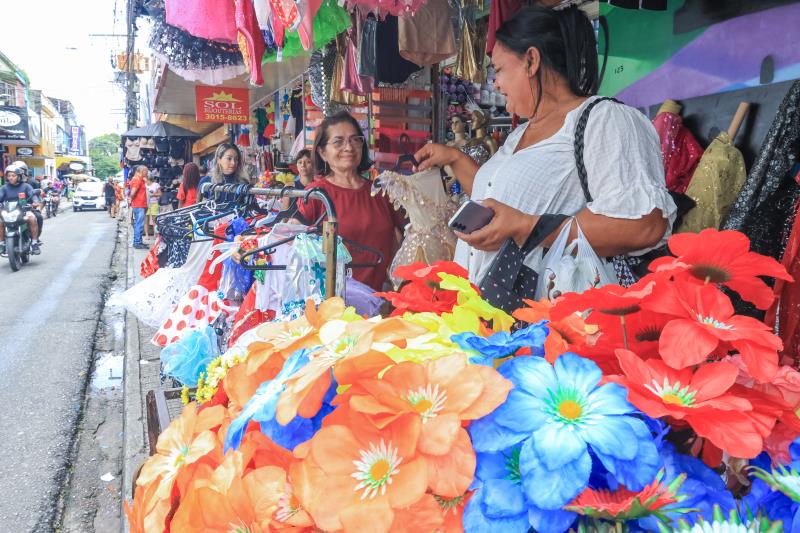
top-left (121, 122), bottom-right (202, 139)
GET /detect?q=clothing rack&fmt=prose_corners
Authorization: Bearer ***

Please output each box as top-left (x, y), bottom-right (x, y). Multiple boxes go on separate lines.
top-left (199, 182), bottom-right (339, 299)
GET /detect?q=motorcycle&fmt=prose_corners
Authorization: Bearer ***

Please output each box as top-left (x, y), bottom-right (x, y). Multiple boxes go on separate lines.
top-left (44, 188), bottom-right (60, 218)
top-left (1, 196), bottom-right (35, 272)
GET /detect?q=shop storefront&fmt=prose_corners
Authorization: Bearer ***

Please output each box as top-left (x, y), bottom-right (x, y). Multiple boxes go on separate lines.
top-left (0, 103), bottom-right (41, 175)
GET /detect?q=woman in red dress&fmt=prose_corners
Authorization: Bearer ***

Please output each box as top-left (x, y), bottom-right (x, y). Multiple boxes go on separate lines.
top-left (298, 112), bottom-right (405, 291)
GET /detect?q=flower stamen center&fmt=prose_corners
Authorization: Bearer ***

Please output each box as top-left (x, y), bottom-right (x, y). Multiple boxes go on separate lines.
top-left (696, 314), bottom-right (735, 330)
top-left (352, 439), bottom-right (402, 500)
top-left (558, 400), bottom-right (583, 420)
top-left (645, 378), bottom-right (697, 407)
top-left (406, 384), bottom-right (447, 422)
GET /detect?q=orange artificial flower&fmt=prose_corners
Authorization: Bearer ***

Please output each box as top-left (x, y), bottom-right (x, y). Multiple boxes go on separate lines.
top-left (291, 425), bottom-right (428, 533)
top-left (246, 298), bottom-right (347, 375)
top-left (171, 449), bottom-right (312, 532)
top-left (126, 478), bottom-right (168, 533)
top-left (513, 298), bottom-right (597, 362)
top-left (276, 317), bottom-right (427, 425)
top-left (136, 403), bottom-right (225, 499)
top-left (333, 354), bottom-right (512, 496)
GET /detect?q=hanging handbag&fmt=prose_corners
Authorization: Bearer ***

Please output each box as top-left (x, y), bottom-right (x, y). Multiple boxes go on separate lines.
top-left (478, 214), bottom-right (569, 314)
top-left (574, 97), bottom-right (670, 287)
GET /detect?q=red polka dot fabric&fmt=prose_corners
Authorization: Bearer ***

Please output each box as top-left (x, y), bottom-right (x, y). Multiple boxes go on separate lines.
top-left (152, 285), bottom-right (239, 347)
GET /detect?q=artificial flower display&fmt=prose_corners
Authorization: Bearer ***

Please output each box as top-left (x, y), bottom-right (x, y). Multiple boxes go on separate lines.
top-left (129, 229), bottom-right (800, 532)
top-left (649, 228), bottom-right (794, 310)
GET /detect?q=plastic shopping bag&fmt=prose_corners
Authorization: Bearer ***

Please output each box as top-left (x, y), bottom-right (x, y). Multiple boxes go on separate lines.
top-left (535, 219), bottom-right (616, 300)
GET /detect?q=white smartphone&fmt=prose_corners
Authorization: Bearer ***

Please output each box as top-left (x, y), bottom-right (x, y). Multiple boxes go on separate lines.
top-left (448, 200), bottom-right (495, 234)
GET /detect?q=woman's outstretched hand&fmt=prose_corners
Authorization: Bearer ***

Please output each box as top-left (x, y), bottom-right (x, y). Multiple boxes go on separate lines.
top-left (414, 143), bottom-right (461, 172)
top-left (455, 199), bottom-right (537, 251)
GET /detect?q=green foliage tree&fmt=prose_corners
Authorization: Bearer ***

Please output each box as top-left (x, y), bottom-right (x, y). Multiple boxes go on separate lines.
top-left (89, 133), bottom-right (121, 180)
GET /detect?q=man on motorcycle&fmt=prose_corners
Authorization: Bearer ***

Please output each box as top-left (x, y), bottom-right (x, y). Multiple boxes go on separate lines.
top-left (0, 162), bottom-right (41, 254)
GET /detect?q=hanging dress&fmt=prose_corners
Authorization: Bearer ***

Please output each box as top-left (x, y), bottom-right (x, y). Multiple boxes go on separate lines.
top-left (123, 241), bottom-right (213, 329)
top-left (722, 80), bottom-right (800, 262)
top-left (651, 100), bottom-right (704, 194)
top-left (165, 0), bottom-right (238, 43)
top-left (373, 169), bottom-right (459, 288)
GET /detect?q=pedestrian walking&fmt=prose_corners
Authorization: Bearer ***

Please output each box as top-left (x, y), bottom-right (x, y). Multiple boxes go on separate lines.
top-left (128, 165), bottom-right (149, 249)
top-left (104, 177), bottom-right (118, 218)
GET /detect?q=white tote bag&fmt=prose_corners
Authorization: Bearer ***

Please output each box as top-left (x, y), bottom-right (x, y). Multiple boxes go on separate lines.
top-left (535, 218), bottom-right (617, 300)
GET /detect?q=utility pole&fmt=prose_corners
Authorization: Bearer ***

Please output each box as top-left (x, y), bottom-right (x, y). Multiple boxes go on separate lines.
top-left (125, 0), bottom-right (137, 130)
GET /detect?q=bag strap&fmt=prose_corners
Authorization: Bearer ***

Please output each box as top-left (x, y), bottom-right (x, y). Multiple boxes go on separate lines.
top-left (574, 96), bottom-right (621, 203)
top-left (520, 213), bottom-right (570, 255)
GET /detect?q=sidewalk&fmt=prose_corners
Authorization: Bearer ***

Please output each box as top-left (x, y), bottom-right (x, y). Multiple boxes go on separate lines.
top-left (120, 212), bottom-right (166, 532)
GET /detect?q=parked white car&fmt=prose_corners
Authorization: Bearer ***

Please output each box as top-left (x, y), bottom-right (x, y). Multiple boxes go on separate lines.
top-left (72, 181), bottom-right (106, 211)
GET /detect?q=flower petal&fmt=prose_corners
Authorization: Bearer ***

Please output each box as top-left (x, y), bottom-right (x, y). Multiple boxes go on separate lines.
top-left (425, 428), bottom-right (475, 497)
top-left (491, 389), bottom-right (547, 433)
top-left (690, 360), bottom-right (739, 402)
top-left (482, 478), bottom-right (527, 519)
top-left (591, 417), bottom-right (660, 491)
top-left (532, 422), bottom-right (587, 470)
top-left (418, 412), bottom-right (460, 456)
top-left (528, 505), bottom-right (577, 533)
top-left (498, 356), bottom-right (557, 400)
top-left (469, 415), bottom-right (529, 453)
top-left (553, 353), bottom-right (602, 395)
top-left (462, 490), bottom-right (530, 533)
top-left (659, 319), bottom-right (720, 369)
top-left (339, 494), bottom-right (394, 533)
top-left (581, 415), bottom-right (640, 461)
top-left (586, 382), bottom-right (636, 416)
top-left (520, 437), bottom-right (591, 510)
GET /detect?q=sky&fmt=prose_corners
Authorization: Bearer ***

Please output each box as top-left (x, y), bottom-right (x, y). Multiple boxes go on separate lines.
top-left (0, 0), bottom-right (149, 140)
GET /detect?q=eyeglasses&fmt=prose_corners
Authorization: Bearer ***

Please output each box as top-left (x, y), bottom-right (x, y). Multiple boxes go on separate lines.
top-left (327, 136), bottom-right (365, 150)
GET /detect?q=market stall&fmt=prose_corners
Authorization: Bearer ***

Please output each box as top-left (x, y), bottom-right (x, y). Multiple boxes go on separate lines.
top-left (123, 1), bottom-right (800, 532)
top-left (121, 122), bottom-right (201, 207)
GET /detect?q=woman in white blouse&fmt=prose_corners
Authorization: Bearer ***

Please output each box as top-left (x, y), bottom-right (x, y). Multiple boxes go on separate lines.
top-left (416, 5), bottom-right (675, 285)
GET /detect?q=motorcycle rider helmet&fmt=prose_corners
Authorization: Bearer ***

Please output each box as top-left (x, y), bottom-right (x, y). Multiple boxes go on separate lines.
top-left (6, 161), bottom-right (28, 177)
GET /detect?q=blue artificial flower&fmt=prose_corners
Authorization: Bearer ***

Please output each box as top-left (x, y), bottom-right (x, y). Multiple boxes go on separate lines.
top-left (463, 449), bottom-right (576, 533)
top-left (636, 441), bottom-right (736, 531)
top-left (469, 353), bottom-right (660, 514)
top-left (223, 347), bottom-right (311, 453)
top-left (259, 378), bottom-right (337, 450)
top-left (451, 320), bottom-right (549, 366)
top-left (744, 450), bottom-right (800, 531)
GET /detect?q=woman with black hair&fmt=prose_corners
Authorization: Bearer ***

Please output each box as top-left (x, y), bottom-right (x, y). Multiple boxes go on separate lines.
top-left (416, 5), bottom-right (676, 286)
top-left (298, 111), bottom-right (405, 290)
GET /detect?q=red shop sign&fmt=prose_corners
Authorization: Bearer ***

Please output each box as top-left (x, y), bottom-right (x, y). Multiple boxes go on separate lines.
top-left (195, 86), bottom-right (250, 124)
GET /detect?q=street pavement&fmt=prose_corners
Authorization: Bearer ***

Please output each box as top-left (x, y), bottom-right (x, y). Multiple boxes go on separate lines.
top-left (0, 205), bottom-right (117, 532)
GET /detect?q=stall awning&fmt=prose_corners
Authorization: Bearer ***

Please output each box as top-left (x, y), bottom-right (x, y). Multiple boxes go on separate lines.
top-left (122, 121), bottom-right (201, 139)
top-left (152, 55), bottom-right (309, 116)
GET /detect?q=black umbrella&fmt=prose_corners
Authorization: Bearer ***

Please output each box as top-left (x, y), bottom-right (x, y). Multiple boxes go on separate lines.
top-left (121, 121), bottom-right (201, 139)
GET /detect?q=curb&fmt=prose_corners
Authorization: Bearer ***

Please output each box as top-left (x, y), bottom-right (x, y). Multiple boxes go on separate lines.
top-left (121, 211), bottom-right (146, 533)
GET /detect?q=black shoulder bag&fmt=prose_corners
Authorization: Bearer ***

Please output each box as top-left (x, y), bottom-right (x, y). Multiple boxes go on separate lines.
top-left (478, 213), bottom-right (569, 314)
top-left (575, 97), bottom-right (669, 286)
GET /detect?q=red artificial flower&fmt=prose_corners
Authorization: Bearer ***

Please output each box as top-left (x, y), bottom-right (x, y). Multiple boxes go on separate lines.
top-left (643, 281), bottom-right (782, 381)
top-left (376, 262), bottom-right (474, 316)
top-left (609, 349), bottom-right (775, 459)
top-left (393, 261), bottom-right (470, 284)
top-left (550, 278), bottom-right (655, 321)
top-left (649, 228), bottom-right (793, 310)
top-left (566, 475), bottom-right (685, 521)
